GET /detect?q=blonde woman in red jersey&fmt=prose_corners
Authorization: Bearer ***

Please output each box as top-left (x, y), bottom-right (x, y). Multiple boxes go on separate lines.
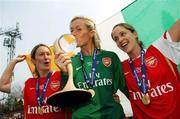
top-left (111, 19), bottom-right (180, 119)
top-left (0, 44), bottom-right (71, 119)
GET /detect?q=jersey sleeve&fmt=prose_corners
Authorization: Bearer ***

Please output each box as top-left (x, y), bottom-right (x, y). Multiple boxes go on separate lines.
top-left (152, 32), bottom-right (180, 64)
top-left (113, 53), bottom-right (129, 98)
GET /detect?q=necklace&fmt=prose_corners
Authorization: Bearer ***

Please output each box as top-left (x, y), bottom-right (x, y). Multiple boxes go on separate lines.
top-left (36, 72), bottom-right (52, 115)
top-left (79, 49), bottom-right (98, 88)
top-left (128, 49), bottom-right (150, 105)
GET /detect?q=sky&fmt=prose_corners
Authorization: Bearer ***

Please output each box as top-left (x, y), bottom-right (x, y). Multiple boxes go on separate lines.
top-left (0, 0), bottom-right (134, 99)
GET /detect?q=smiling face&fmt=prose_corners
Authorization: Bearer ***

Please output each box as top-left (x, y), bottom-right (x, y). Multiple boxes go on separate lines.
top-left (111, 25), bottom-right (140, 56)
top-left (31, 45), bottom-right (51, 74)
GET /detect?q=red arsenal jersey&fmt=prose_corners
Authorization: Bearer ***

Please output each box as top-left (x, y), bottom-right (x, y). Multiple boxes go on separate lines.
top-left (23, 71), bottom-right (71, 119)
top-left (123, 32), bottom-right (180, 119)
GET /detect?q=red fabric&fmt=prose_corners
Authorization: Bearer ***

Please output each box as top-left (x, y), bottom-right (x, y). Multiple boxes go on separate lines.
top-left (23, 71), bottom-right (71, 119)
top-left (163, 32), bottom-right (167, 40)
top-left (123, 45), bottom-right (180, 119)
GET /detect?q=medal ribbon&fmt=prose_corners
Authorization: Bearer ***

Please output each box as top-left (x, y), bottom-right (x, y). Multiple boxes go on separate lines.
top-left (79, 49), bottom-right (97, 88)
top-left (36, 72), bottom-right (52, 106)
top-left (128, 49), bottom-right (148, 94)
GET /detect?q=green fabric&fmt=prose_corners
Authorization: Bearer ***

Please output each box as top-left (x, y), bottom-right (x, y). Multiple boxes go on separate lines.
top-left (60, 71), bottom-right (68, 88)
top-left (70, 50), bottom-right (128, 119)
top-left (178, 65), bottom-right (180, 72)
top-left (122, 0), bottom-right (180, 71)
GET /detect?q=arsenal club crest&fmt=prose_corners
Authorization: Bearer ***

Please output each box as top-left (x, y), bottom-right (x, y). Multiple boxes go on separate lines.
top-left (145, 56), bottom-right (158, 68)
top-left (102, 57), bottom-right (111, 67)
top-left (50, 81), bottom-right (60, 91)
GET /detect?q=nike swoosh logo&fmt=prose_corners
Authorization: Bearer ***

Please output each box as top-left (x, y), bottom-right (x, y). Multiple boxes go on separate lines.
top-left (30, 88), bottom-right (35, 90)
top-left (76, 66), bottom-right (82, 71)
top-left (124, 72), bottom-right (130, 75)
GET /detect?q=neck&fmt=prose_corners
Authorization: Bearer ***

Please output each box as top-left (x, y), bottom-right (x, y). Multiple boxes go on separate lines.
top-left (39, 70), bottom-right (50, 78)
top-left (128, 45), bottom-right (141, 59)
top-left (81, 44), bottom-right (95, 56)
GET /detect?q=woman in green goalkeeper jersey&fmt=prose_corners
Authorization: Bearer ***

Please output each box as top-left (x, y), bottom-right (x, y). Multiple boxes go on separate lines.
top-left (54, 16), bottom-right (129, 119)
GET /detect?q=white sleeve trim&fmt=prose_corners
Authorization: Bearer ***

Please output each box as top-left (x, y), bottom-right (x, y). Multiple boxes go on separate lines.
top-left (116, 89), bottom-right (133, 117)
top-left (152, 32), bottom-right (180, 64)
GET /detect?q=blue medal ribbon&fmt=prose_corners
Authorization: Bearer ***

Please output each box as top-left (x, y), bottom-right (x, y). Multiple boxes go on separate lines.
top-left (79, 49), bottom-right (97, 88)
top-left (36, 72), bottom-right (52, 106)
top-left (128, 49), bottom-right (148, 94)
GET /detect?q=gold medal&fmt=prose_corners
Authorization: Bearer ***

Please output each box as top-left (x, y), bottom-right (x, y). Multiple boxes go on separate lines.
top-left (141, 94), bottom-right (150, 105)
top-left (38, 106), bottom-right (44, 115)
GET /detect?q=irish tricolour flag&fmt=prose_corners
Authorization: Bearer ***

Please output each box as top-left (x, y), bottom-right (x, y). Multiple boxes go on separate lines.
top-left (98, 0), bottom-right (180, 71)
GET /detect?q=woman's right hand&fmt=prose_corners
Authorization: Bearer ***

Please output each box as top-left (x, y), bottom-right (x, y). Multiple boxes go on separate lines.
top-left (0, 55), bottom-right (26, 93)
top-left (54, 51), bottom-right (72, 73)
top-left (12, 55), bottom-right (26, 64)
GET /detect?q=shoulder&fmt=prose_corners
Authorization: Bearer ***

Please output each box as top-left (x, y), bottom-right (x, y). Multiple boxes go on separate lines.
top-left (25, 77), bottom-right (35, 82)
top-left (51, 71), bottom-right (61, 79)
top-left (100, 50), bottom-right (121, 66)
top-left (100, 49), bottom-right (116, 54)
top-left (99, 49), bottom-right (119, 57)
top-left (24, 77), bottom-right (35, 85)
top-left (52, 71), bottom-right (60, 75)
top-left (72, 53), bottom-right (80, 60)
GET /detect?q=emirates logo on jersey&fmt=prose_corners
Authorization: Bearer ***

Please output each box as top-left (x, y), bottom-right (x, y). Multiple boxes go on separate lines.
top-left (102, 57), bottom-right (111, 67)
top-left (50, 81), bottom-right (60, 91)
top-left (145, 56), bottom-right (158, 68)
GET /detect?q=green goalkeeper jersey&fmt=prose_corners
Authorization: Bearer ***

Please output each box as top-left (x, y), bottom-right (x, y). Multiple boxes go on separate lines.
top-left (63, 50), bottom-right (128, 119)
